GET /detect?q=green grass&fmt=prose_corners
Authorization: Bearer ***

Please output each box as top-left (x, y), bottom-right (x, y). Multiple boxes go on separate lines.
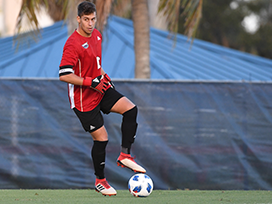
top-left (0, 189), bottom-right (271, 204)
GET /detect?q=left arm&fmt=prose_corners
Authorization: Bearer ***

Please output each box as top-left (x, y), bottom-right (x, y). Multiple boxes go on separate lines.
top-left (101, 67), bottom-right (106, 75)
top-left (101, 67), bottom-right (115, 89)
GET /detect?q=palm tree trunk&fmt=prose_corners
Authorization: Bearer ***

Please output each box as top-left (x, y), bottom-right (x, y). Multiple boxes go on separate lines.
top-left (67, 0), bottom-right (82, 35)
top-left (132, 0), bottom-right (150, 79)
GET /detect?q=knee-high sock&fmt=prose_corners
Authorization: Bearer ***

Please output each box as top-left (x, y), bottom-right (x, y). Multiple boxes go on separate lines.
top-left (91, 140), bottom-right (108, 179)
top-left (121, 106), bottom-right (138, 154)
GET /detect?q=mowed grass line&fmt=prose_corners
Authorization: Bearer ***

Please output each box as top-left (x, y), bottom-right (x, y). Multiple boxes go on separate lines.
top-left (0, 189), bottom-right (271, 204)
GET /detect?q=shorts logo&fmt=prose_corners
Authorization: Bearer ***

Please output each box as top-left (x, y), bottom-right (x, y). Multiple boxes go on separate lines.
top-left (90, 125), bottom-right (96, 130)
top-left (82, 42), bottom-right (89, 49)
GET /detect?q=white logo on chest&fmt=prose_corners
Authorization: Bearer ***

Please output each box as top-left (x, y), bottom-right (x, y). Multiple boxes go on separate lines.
top-left (82, 42), bottom-right (89, 49)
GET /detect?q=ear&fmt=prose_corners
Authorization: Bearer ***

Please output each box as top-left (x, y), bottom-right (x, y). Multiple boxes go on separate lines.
top-left (77, 16), bottom-right (81, 24)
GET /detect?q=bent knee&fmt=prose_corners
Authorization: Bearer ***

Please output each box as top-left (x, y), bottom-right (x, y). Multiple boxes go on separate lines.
top-left (122, 106), bottom-right (138, 122)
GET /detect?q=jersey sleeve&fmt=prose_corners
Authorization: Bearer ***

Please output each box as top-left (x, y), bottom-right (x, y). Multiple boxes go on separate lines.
top-left (59, 40), bottom-right (79, 76)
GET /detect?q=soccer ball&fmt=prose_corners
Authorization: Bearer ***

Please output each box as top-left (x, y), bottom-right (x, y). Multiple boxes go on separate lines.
top-left (128, 173), bottom-right (153, 197)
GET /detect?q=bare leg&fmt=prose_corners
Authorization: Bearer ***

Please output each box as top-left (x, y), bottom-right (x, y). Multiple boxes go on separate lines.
top-left (90, 125), bottom-right (108, 141)
top-left (110, 97), bottom-right (135, 114)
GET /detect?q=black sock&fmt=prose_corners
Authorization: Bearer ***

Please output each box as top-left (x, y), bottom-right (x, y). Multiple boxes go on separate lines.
top-left (121, 146), bottom-right (130, 154)
top-left (121, 106), bottom-right (138, 151)
top-left (91, 140), bottom-right (108, 179)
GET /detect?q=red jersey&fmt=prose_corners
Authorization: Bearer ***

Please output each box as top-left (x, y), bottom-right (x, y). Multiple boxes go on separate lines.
top-left (59, 29), bottom-right (103, 112)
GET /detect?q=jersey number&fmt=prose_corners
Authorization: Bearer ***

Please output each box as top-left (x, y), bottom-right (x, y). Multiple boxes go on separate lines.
top-left (96, 56), bottom-right (101, 69)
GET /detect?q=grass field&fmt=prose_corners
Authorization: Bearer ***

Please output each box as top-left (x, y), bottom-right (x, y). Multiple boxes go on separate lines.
top-left (0, 189), bottom-right (271, 204)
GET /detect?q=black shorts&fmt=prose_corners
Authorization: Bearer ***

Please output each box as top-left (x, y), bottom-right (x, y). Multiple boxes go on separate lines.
top-left (73, 88), bottom-right (124, 133)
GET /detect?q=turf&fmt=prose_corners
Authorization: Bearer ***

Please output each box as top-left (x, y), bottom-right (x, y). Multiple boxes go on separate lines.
top-left (0, 189), bottom-right (271, 204)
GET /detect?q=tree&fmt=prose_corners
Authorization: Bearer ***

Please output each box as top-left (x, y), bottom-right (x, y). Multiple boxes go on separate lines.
top-left (194, 0), bottom-right (246, 47)
top-left (245, 0), bottom-right (272, 59)
top-left (132, 0), bottom-right (150, 78)
top-left (182, 0), bottom-right (272, 59)
top-left (15, 0), bottom-right (67, 35)
top-left (15, 0), bottom-right (203, 78)
top-left (158, 0), bottom-right (203, 40)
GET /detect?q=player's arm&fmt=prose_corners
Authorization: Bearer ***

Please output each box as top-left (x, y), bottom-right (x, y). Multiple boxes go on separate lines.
top-left (59, 65), bottom-right (83, 85)
top-left (101, 67), bottom-right (115, 89)
top-left (101, 67), bottom-right (106, 75)
top-left (59, 72), bottom-right (84, 85)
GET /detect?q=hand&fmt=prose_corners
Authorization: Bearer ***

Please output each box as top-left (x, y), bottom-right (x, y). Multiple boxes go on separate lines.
top-left (104, 73), bottom-right (115, 89)
top-left (83, 75), bottom-right (110, 94)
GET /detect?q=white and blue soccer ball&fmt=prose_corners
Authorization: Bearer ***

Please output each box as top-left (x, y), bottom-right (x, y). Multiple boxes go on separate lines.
top-left (128, 173), bottom-right (153, 197)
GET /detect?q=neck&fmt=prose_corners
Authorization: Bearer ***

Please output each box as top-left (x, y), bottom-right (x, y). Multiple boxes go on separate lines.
top-left (76, 28), bottom-right (92, 37)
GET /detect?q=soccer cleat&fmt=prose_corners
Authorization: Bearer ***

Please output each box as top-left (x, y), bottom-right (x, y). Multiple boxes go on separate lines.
top-left (95, 178), bottom-right (117, 196)
top-left (117, 152), bottom-right (146, 173)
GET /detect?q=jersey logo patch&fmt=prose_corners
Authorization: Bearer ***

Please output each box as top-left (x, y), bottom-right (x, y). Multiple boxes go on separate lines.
top-left (97, 36), bottom-right (101, 41)
top-left (82, 42), bottom-right (89, 49)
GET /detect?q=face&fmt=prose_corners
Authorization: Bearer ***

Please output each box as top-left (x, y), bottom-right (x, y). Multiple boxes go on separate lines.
top-left (77, 12), bottom-right (97, 37)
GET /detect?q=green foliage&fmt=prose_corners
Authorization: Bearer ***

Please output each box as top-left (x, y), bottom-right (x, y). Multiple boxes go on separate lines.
top-left (15, 0), bottom-right (43, 36)
top-left (253, 24), bottom-right (272, 58)
top-left (179, 0), bottom-right (272, 59)
top-left (158, 0), bottom-right (203, 40)
top-left (14, 0), bottom-right (68, 44)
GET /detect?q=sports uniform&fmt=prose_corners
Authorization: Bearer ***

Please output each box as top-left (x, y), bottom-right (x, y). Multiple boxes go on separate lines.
top-left (59, 29), bottom-right (104, 112)
top-left (59, 29), bottom-right (124, 133)
top-left (59, 1), bottom-right (146, 196)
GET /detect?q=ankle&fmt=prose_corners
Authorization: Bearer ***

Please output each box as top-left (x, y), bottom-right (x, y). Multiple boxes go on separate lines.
top-left (121, 147), bottom-right (130, 154)
top-left (120, 152), bottom-right (130, 157)
top-left (95, 178), bottom-right (105, 184)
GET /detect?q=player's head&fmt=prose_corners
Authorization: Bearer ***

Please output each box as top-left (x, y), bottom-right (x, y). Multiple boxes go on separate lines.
top-left (77, 1), bottom-right (97, 37)
top-left (77, 1), bottom-right (96, 17)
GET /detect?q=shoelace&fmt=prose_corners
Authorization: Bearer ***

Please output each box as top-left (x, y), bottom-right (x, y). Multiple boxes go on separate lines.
top-left (127, 155), bottom-right (136, 162)
top-left (100, 180), bottom-right (111, 189)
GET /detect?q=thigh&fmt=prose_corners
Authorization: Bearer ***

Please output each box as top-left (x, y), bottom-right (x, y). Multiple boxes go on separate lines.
top-left (73, 106), bottom-right (104, 133)
top-left (110, 96), bottom-right (135, 115)
top-left (100, 88), bottom-right (124, 114)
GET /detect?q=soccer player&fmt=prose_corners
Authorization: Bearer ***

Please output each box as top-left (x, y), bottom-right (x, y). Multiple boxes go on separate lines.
top-left (59, 1), bottom-right (146, 196)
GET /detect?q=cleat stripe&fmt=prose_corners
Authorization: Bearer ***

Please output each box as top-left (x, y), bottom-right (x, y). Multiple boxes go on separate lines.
top-left (95, 183), bottom-right (116, 196)
top-left (96, 185), bottom-right (105, 191)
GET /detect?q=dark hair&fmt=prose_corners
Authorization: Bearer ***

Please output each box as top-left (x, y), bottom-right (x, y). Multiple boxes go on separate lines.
top-left (77, 1), bottom-right (96, 17)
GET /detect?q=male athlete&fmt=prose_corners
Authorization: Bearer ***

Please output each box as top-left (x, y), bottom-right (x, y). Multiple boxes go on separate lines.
top-left (59, 1), bottom-right (146, 196)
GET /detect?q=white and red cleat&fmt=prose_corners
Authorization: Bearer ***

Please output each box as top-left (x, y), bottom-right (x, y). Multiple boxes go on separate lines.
top-left (117, 152), bottom-right (146, 173)
top-left (95, 178), bottom-right (117, 196)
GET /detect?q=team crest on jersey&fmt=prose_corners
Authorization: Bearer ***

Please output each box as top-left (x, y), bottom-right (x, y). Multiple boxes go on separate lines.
top-left (82, 42), bottom-right (89, 49)
top-left (97, 36), bottom-right (101, 41)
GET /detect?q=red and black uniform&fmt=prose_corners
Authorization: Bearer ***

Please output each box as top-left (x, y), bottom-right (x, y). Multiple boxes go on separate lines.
top-left (59, 29), bottom-right (103, 112)
top-left (59, 28), bottom-right (138, 181)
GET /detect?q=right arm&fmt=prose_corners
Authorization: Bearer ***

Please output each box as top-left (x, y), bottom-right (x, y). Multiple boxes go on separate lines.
top-left (59, 73), bottom-right (84, 86)
top-left (59, 40), bottom-right (83, 85)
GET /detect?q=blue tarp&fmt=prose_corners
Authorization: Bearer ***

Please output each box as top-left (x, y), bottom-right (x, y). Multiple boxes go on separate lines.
top-left (0, 79), bottom-right (271, 190)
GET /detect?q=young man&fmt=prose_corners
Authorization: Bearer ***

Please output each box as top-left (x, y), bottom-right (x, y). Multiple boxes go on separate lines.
top-left (59, 1), bottom-right (146, 196)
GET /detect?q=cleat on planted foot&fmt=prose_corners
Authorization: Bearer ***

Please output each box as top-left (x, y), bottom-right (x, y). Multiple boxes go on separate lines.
top-left (95, 178), bottom-right (117, 196)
